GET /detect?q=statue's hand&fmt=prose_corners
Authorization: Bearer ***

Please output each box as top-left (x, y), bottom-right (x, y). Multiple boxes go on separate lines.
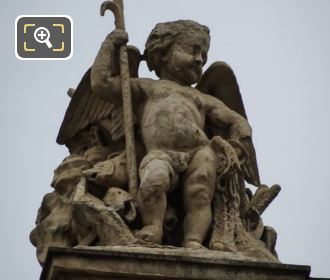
top-left (229, 119), bottom-right (252, 141)
top-left (106, 29), bottom-right (129, 46)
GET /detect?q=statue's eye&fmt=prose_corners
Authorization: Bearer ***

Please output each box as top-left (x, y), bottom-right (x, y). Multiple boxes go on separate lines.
top-left (184, 44), bottom-right (194, 53)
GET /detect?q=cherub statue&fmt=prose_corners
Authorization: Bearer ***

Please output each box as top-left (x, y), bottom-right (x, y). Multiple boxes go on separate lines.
top-left (61, 20), bottom-right (255, 244)
top-left (51, 1), bottom-right (279, 262)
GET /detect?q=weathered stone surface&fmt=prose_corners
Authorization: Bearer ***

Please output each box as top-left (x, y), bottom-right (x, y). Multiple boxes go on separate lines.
top-left (31, 0), bottom-right (283, 266)
top-left (41, 247), bottom-right (310, 280)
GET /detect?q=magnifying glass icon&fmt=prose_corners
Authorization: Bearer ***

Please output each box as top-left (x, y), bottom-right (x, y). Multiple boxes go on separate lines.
top-left (34, 27), bottom-right (53, 48)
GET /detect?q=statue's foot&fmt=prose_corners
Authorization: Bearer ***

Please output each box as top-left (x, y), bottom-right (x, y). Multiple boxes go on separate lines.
top-left (183, 240), bottom-right (205, 249)
top-left (135, 225), bottom-right (162, 244)
top-left (210, 241), bottom-right (236, 252)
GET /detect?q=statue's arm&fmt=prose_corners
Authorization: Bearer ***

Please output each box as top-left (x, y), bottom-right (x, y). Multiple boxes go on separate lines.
top-left (205, 94), bottom-right (252, 140)
top-left (91, 30), bottom-right (148, 104)
top-left (91, 30), bottom-right (124, 102)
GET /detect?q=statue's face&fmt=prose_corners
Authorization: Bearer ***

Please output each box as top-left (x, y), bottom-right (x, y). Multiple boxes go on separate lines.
top-left (161, 33), bottom-right (209, 85)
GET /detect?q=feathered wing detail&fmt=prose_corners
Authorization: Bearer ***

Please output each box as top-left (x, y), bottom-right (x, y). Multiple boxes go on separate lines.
top-left (56, 67), bottom-right (114, 145)
top-left (196, 61), bottom-right (260, 186)
top-left (56, 45), bottom-right (142, 146)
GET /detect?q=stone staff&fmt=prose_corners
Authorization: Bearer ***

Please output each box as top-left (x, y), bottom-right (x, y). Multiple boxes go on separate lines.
top-left (100, 0), bottom-right (138, 200)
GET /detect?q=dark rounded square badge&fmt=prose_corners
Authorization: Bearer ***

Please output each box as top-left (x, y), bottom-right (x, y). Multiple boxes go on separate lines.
top-left (15, 15), bottom-right (73, 60)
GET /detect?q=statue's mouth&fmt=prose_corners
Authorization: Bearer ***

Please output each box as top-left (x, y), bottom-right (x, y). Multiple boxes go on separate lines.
top-left (190, 65), bottom-right (202, 76)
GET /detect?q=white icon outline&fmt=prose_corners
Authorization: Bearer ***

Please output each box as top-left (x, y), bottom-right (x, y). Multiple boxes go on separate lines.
top-left (15, 15), bottom-right (73, 61)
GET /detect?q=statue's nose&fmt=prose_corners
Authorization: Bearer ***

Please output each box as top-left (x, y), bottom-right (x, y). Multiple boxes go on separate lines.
top-left (194, 53), bottom-right (203, 66)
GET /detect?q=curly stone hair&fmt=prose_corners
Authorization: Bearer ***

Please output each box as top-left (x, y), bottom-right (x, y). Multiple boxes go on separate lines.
top-left (144, 20), bottom-right (210, 77)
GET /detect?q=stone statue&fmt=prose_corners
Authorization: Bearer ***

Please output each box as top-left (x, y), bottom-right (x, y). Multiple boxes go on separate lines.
top-left (31, 0), bottom-right (280, 265)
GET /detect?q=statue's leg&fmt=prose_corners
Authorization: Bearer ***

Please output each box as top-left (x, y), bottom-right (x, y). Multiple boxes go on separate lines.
top-left (136, 155), bottom-right (175, 244)
top-left (182, 146), bottom-right (217, 248)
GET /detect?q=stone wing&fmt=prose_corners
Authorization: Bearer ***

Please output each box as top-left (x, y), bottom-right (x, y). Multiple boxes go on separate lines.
top-left (196, 61), bottom-right (260, 186)
top-left (56, 45), bottom-right (142, 146)
top-left (56, 67), bottom-right (116, 145)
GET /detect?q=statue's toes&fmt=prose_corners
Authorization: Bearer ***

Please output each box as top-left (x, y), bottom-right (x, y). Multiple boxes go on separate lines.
top-left (135, 226), bottom-right (162, 244)
top-left (183, 240), bottom-right (205, 249)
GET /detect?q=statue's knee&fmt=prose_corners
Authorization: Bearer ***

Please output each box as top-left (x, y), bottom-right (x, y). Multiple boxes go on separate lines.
top-left (139, 175), bottom-right (169, 206)
top-left (186, 185), bottom-right (212, 207)
top-left (190, 170), bottom-right (215, 184)
top-left (140, 160), bottom-right (171, 190)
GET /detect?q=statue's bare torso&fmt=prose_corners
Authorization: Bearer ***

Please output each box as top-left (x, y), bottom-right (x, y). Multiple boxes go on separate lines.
top-left (139, 80), bottom-right (209, 152)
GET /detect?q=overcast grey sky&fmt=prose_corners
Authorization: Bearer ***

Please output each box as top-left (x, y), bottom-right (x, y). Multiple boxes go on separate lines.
top-left (1, 0), bottom-right (330, 279)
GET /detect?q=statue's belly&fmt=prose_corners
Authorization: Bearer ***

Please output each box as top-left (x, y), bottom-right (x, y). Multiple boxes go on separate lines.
top-left (141, 97), bottom-right (208, 150)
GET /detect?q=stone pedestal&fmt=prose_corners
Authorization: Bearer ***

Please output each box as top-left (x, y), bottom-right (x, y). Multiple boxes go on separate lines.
top-left (41, 246), bottom-right (311, 280)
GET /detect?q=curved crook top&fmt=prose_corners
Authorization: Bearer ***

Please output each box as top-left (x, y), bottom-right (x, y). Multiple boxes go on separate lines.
top-left (100, 0), bottom-right (125, 30)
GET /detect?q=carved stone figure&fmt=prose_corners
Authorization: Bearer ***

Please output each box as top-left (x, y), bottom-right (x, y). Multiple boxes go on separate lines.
top-left (31, 0), bottom-right (280, 265)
